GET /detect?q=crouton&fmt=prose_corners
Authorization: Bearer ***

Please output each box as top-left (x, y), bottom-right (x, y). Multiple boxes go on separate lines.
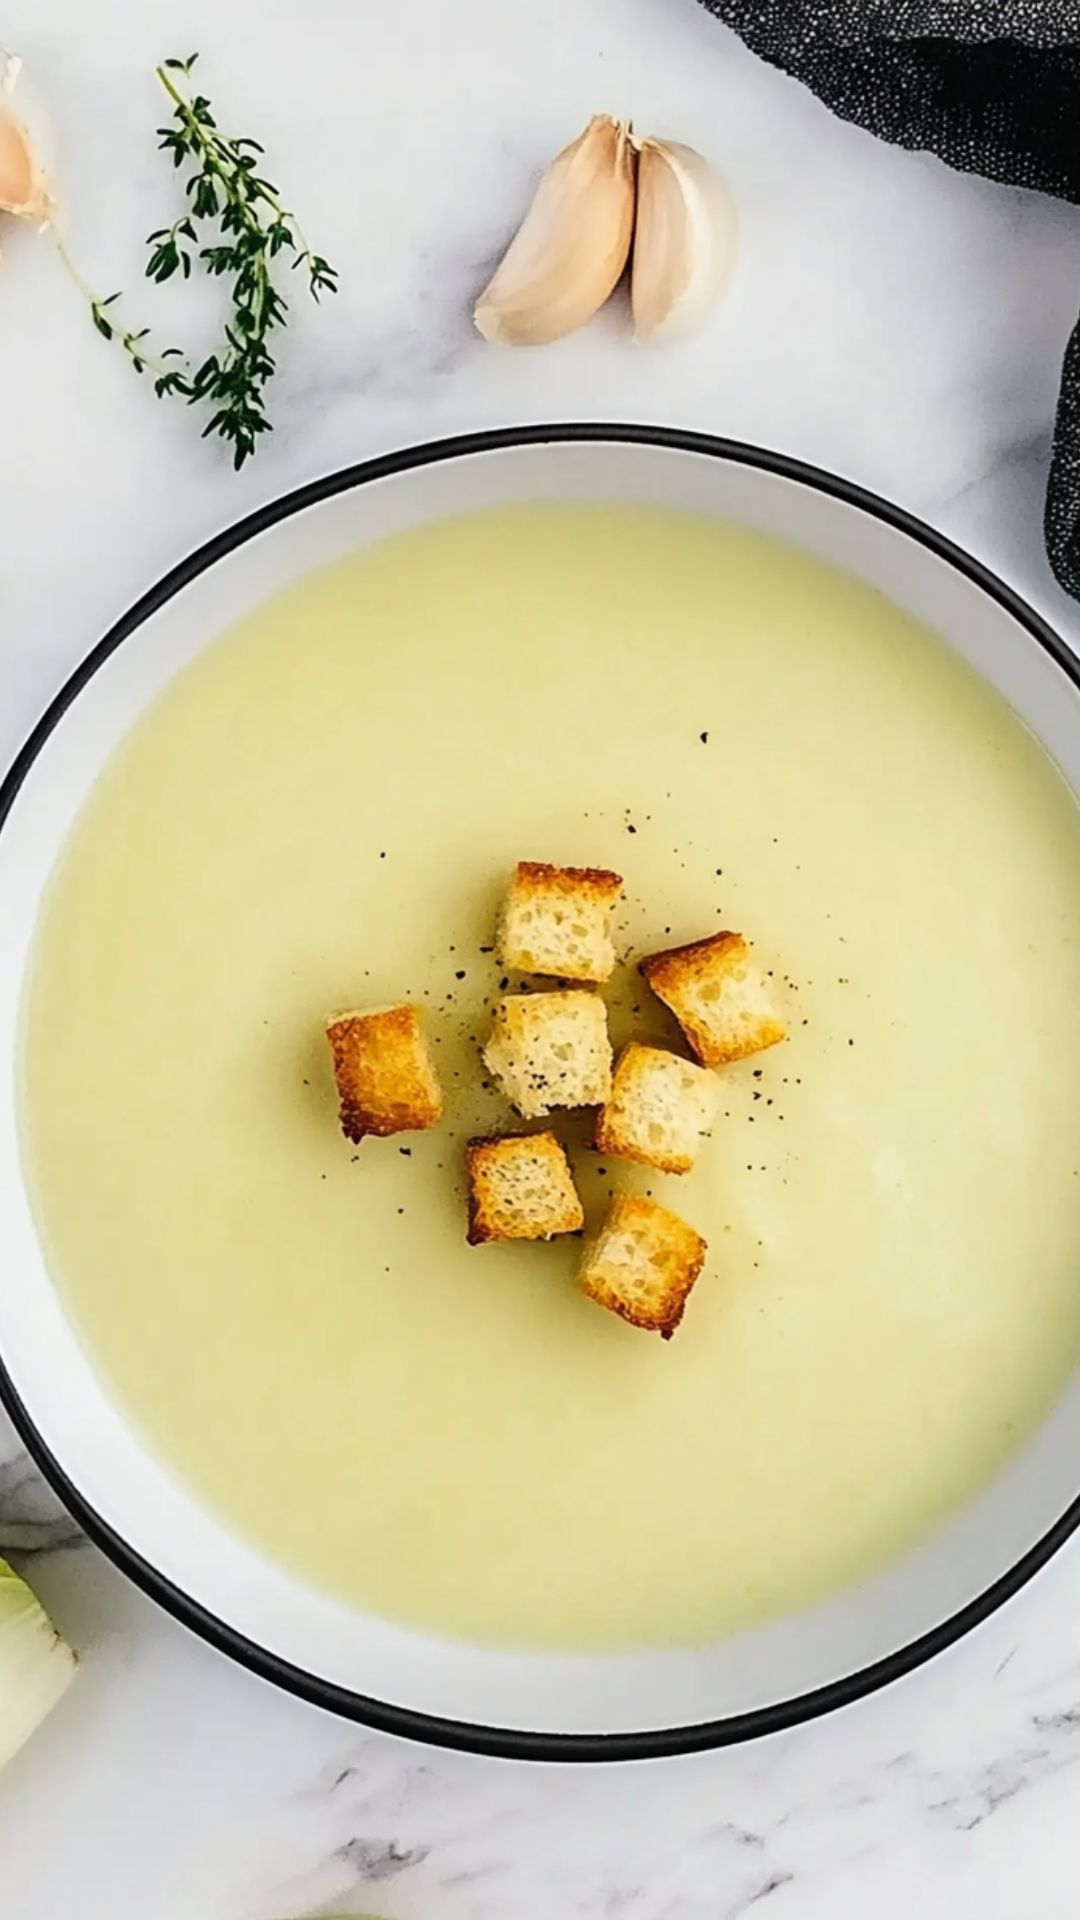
top-left (481, 990), bottom-right (612, 1120)
top-left (596, 1043), bottom-right (720, 1174)
top-left (325, 1003), bottom-right (443, 1143)
top-left (640, 931), bottom-right (787, 1066)
top-left (497, 860), bottom-right (623, 983)
top-left (579, 1194), bottom-right (707, 1339)
top-left (466, 1131), bottom-right (584, 1244)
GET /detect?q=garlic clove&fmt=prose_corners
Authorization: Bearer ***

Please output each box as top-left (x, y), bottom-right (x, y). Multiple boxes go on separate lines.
top-left (630, 136), bottom-right (736, 343)
top-left (475, 115), bottom-right (636, 347)
top-left (0, 49), bottom-right (54, 228)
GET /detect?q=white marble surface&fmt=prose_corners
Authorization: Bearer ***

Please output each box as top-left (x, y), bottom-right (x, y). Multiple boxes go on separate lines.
top-left (5, 2), bottom-right (1080, 1915)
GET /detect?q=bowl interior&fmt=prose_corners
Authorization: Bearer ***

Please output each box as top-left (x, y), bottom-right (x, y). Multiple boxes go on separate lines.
top-left (3, 430), bottom-right (1080, 1757)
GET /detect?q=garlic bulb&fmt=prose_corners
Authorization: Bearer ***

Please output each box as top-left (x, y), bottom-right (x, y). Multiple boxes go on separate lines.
top-left (0, 49), bottom-right (54, 234)
top-left (0, 1555), bottom-right (75, 1770)
top-left (475, 115), bottom-right (636, 346)
top-left (630, 136), bottom-right (735, 342)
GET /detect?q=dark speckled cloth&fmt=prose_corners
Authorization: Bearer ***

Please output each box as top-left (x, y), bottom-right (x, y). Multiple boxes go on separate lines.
top-left (699, 0), bottom-right (1080, 599)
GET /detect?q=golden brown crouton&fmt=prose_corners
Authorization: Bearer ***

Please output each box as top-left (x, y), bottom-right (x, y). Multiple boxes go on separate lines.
top-left (497, 860), bottom-right (623, 983)
top-left (481, 990), bottom-right (612, 1120)
top-left (640, 932), bottom-right (787, 1066)
top-left (466, 1131), bottom-right (584, 1244)
top-left (579, 1194), bottom-right (707, 1339)
top-left (596, 1043), bottom-right (720, 1174)
top-left (325, 1003), bottom-right (443, 1143)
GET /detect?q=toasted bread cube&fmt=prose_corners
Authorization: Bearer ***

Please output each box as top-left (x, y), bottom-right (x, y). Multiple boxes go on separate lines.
top-left (596, 1043), bottom-right (720, 1174)
top-left (482, 990), bottom-right (612, 1120)
top-left (579, 1194), bottom-right (706, 1340)
top-left (640, 932), bottom-right (787, 1067)
top-left (326, 1003), bottom-right (443, 1143)
top-left (466, 1131), bottom-right (584, 1244)
top-left (497, 861), bottom-right (623, 983)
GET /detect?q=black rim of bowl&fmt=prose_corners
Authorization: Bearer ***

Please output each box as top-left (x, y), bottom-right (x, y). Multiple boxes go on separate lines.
top-left (4, 422), bottom-right (1080, 1763)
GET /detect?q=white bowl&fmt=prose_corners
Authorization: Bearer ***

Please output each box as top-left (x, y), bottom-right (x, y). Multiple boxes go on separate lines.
top-left (3, 425), bottom-right (1080, 1761)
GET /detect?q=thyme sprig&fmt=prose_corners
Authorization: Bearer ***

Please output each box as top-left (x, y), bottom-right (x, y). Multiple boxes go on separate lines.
top-left (68, 53), bottom-right (337, 469)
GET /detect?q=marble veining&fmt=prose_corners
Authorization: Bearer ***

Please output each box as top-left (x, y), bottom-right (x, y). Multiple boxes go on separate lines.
top-left (4, 0), bottom-right (1080, 1914)
top-left (0, 1446), bottom-right (84, 1557)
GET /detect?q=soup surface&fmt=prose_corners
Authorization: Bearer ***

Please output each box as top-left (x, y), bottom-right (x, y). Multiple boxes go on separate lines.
top-left (21, 504), bottom-right (1080, 1649)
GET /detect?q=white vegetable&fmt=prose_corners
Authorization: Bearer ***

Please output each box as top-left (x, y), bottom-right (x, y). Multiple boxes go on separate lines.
top-left (630, 135), bottom-right (736, 341)
top-left (0, 1554), bottom-right (75, 1770)
top-left (0, 48), bottom-right (55, 237)
top-left (474, 115), bottom-right (636, 346)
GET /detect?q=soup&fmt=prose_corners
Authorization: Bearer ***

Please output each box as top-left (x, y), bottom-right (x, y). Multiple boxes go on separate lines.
top-left (21, 504), bottom-right (1080, 1649)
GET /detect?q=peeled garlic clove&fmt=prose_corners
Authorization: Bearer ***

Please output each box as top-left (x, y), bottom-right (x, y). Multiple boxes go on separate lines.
top-left (0, 49), bottom-right (54, 226)
top-left (630, 137), bottom-right (735, 342)
top-left (475, 115), bottom-right (636, 346)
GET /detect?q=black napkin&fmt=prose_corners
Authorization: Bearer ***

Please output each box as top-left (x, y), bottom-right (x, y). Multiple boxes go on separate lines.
top-left (698, 0), bottom-right (1080, 600)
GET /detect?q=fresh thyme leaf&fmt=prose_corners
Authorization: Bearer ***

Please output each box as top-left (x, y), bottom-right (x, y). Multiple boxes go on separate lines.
top-left (62, 50), bottom-right (338, 469)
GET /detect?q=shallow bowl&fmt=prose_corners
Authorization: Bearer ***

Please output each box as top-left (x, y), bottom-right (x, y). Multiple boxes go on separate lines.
top-left (3, 425), bottom-right (1080, 1760)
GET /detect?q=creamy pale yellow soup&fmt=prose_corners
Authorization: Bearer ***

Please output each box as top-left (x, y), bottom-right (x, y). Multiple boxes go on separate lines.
top-left (20, 504), bottom-right (1080, 1650)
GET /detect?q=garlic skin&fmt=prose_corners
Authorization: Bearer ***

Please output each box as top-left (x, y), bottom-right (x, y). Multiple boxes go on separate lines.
top-left (0, 49), bottom-right (54, 232)
top-left (630, 136), bottom-right (735, 343)
top-left (475, 115), bottom-right (636, 347)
